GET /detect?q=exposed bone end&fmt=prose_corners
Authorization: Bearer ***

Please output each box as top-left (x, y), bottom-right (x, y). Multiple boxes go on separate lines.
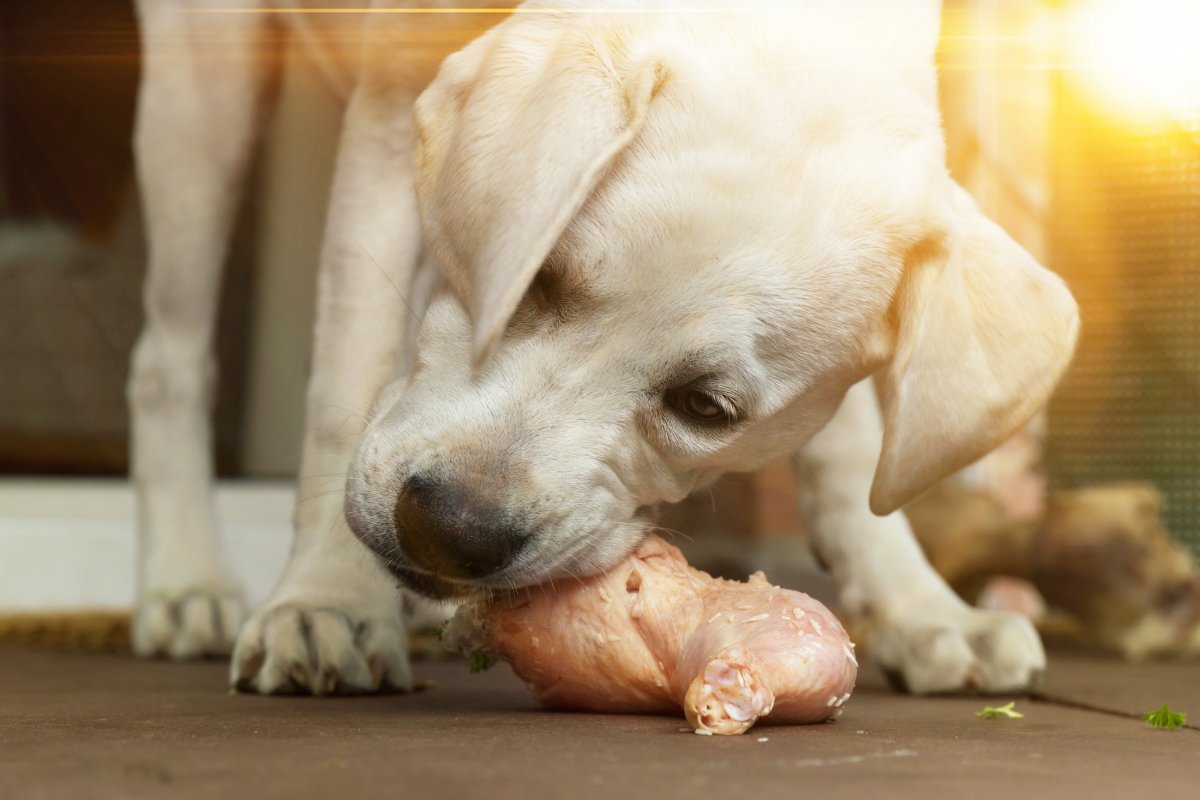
top-left (441, 601), bottom-right (491, 657)
top-left (684, 650), bottom-right (775, 736)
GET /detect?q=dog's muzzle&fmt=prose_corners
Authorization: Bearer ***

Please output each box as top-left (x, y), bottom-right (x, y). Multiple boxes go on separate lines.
top-left (392, 474), bottom-right (528, 581)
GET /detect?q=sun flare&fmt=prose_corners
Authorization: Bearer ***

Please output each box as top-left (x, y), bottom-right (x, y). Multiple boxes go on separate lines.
top-left (1063, 0), bottom-right (1200, 121)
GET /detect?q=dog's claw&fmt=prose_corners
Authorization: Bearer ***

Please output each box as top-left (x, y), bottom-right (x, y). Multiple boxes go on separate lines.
top-left (133, 587), bottom-right (244, 660)
top-left (231, 604), bottom-right (412, 696)
top-left (867, 607), bottom-right (1045, 695)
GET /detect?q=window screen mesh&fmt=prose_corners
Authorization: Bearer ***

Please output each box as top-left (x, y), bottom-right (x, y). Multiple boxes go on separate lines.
top-left (1047, 84), bottom-right (1200, 557)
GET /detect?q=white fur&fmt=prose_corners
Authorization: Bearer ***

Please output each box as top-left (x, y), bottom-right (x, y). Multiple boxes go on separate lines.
top-left (132, 0), bottom-right (1077, 695)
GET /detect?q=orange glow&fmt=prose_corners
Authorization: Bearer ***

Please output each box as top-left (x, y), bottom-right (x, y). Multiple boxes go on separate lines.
top-left (195, 6), bottom-right (755, 13)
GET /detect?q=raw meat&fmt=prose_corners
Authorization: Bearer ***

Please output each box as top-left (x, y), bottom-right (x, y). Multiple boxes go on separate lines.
top-left (443, 535), bottom-right (857, 735)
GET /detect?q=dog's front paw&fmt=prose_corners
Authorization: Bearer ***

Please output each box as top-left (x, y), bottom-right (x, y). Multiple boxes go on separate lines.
top-left (231, 602), bottom-right (412, 695)
top-left (133, 586), bottom-right (245, 660)
top-left (868, 607), bottom-right (1045, 695)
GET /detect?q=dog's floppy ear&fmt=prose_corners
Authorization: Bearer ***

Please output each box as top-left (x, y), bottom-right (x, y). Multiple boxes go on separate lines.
top-left (869, 184), bottom-right (1080, 515)
top-left (415, 24), bottom-right (667, 364)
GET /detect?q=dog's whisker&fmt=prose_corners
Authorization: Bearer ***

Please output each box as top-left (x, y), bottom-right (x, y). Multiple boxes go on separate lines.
top-left (557, 561), bottom-right (588, 591)
top-left (313, 402), bottom-right (371, 422)
top-left (295, 489), bottom-right (350, 506)
top-left (299, 477), bottom-right (350, 489)
top-left (314, 431), bottom-right (364, 445)
top-left (532, 573), bottom-right (549, 602)
top-left (351, 235), bottom-right (426, 327)
top-left (653, 525), bottom-right (694, 543)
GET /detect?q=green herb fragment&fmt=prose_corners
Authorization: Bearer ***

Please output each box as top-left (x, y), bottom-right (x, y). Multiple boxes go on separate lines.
top-left (976, 701), bottom-right (1023, 720)
top-left (1143, 703), bottom-right (1186, 730)
top-left (433, 620), bottom-right (448, 642)
top-left (228, 687), bottom-right (239, 697)
top-left (467, 652), bottom-right (495, 673)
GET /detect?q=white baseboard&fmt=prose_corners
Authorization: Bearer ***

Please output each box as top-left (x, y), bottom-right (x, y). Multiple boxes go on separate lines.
top-left (0, 479), bottom-right (294, 611)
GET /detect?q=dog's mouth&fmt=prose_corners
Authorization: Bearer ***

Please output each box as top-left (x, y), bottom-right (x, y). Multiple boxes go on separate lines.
top-left (385, 558), bottom-right (548, 602)
top-left (385, 525), bottom-right (650, 601)
top-left (386, 562), bottom-right (478, 601)
top-left (386, 556), bottom-right (578, 602)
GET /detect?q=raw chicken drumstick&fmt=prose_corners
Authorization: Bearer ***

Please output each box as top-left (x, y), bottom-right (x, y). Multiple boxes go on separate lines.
top-left (443, 535), bottom-right (858, 735)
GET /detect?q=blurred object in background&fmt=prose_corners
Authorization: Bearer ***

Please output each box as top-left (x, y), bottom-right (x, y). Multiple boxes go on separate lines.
top-left (0, 1), bottom-right (138, 242)
top-left (1047, 0), bottom-right (1200, 561)
top-left (0, 0), bottom-right (143, 474)
top-left (1034, 483), bottom-right (1200, 660)
top-left (0, 0), bottom-right (302, 477)
top-left (975, 575), bottom-right (1048, 623)
top-left (910, 480), bottom-right (1200, 661)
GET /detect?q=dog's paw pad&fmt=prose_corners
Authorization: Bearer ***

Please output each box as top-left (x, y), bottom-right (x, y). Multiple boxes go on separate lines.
top-left (231, 604), bottom-right (412, 696)
top-left (133, 588), bottom-right (244, 660)
top-left (870, 608), bottom-right (1045, 695)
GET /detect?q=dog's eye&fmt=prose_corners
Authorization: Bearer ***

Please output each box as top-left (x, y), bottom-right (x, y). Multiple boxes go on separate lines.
top-left (666, 387), bottom-right (737, 426)
top-left (530, 269), bottom-right (556, 308)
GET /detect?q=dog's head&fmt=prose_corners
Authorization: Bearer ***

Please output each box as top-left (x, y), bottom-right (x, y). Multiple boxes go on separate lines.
top-left (344, 3), bottom-right (1079, 599)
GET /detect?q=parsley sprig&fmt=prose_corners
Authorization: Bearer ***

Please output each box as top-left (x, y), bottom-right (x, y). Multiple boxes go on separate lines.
top-left (976, 701), bottom-right (1024, 720)
top-left (1143, 703), bottom-right (1187, 730)
top-left (467, 652), bottom-right (495, 673)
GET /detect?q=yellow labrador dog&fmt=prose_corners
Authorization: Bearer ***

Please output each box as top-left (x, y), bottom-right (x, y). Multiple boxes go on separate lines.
top-left (129, 0), bottom-right (1078, 697)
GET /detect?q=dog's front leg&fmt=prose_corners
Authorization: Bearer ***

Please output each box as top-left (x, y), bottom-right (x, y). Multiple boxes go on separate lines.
top-left (128, 0), bottom-right (275, 658)
top-left (229, 73), bottom-right (427, 694)
top-left (795, 380), bottom-right (1045, 694)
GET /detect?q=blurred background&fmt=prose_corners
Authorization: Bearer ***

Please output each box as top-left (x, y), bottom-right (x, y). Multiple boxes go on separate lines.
top-left (0, 1), bottom-right (1197, 647)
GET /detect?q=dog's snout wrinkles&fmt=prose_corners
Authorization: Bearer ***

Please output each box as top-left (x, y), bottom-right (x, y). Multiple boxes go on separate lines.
top-left (394, 474), bottom-right (525, 580)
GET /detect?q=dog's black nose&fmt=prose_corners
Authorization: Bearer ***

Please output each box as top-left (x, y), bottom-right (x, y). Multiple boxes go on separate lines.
top-left (393, 474), bottom-right (526, 580)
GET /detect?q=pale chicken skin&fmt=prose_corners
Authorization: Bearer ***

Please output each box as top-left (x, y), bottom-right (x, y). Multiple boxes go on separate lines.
top-left (443, 535), bottom-right (858, 735)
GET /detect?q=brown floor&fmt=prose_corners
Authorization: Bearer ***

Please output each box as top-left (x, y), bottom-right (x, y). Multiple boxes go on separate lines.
top-left (1, 644), bottom-right (1197, 800)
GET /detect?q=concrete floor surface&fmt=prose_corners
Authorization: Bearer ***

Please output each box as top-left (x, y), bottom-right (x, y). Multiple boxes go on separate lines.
top-left (1, 645), bottom-right (1197, 800)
